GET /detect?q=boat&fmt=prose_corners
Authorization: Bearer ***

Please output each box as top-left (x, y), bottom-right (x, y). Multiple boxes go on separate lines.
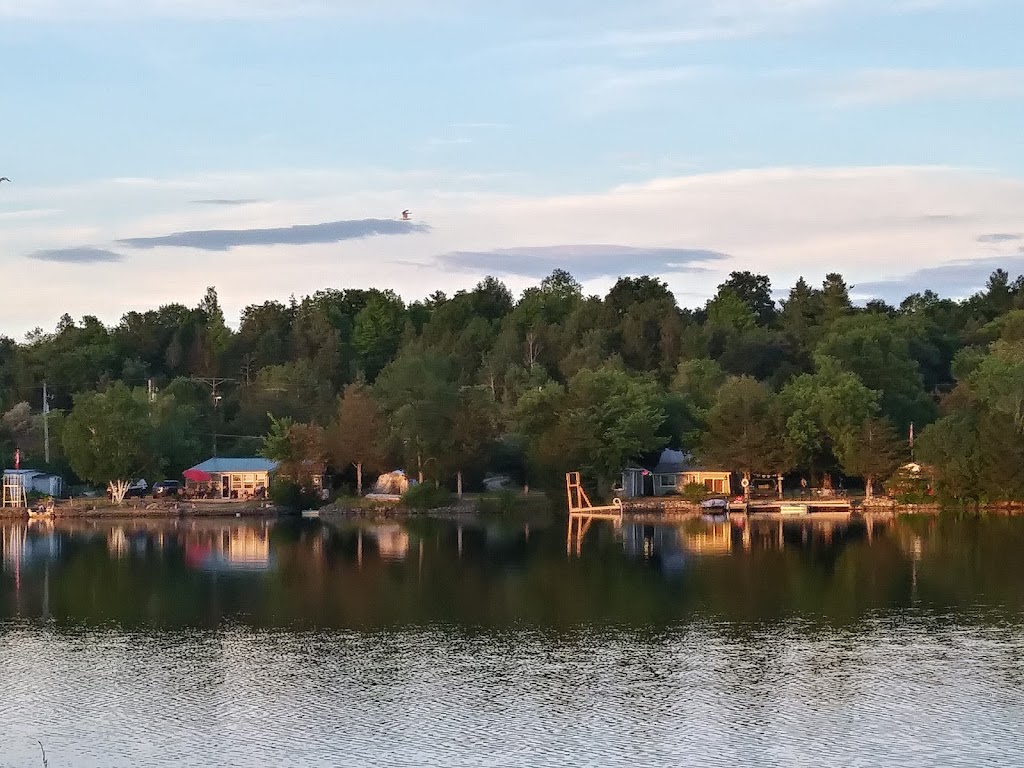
top-left (699, 497), bottom-right (729, 521)
top-left (699, 497), bottom-right (728, 510)
top-left (300, 509), bottom-right (320, 518)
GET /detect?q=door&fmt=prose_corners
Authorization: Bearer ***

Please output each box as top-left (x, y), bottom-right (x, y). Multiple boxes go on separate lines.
top-left (222, 475), bottom-right (230, 499)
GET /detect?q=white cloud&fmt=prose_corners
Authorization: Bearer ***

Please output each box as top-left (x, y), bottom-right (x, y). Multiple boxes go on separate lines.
top-left (824, 68), bottom-right (1024, 106)
top-left (5, 163), bottom-right (1024, 336)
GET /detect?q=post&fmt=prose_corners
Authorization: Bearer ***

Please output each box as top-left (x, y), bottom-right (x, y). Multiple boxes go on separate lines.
top-left (457, 471), bottom-right (463, 499)
top-left (42, 381), bottom-right (50, 465)
top-left (212, 392), bottom-right (221, 457)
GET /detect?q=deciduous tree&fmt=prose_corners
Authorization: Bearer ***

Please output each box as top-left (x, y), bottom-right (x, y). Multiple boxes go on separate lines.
top-left (702, 376), bottom-right (791, 494)
top-left (62, 383), bottom-right (153, 503)
top-left (327, 381), bottom-right (387, 495)
top-left (837, 418), bottom-right (905, 498)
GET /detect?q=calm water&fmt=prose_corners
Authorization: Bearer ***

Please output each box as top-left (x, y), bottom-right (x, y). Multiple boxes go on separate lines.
top-left (2, 513), bottom-right (1024, 767)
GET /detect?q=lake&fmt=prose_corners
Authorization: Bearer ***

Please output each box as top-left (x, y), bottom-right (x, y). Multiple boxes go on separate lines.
top-left (2, 513), bottom-right (1024, 767)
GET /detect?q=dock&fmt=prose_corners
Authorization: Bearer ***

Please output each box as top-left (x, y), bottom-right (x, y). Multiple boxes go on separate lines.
top-left (743, 497), bottom-right (852, 520)
top-left (565, 472), bottom-right (622, 555)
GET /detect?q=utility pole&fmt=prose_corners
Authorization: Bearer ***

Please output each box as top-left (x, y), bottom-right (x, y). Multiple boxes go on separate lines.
top-left (42, 381), bottom-right (50, 465)
top-left (191, 376), bottom-right (234, 458)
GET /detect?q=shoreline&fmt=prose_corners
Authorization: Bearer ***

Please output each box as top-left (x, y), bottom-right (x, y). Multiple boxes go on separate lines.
top-left (2, 495), bottom-right (1023, 522)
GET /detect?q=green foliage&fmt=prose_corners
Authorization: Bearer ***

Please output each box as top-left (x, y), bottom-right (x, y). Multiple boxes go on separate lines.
top-left (444, 386), bottom-right (499, 482)
top-left (61, 383), bottom-right (201, 494)
top-left (680, 482), bottom-right (709, 503)
top-left (261, 414), bottom-right (294, 463)
top-left (706, 290), bottom-right (757, 332)
top-left (702, 376), bottom-right (790, 478)
top-left (261, 414), bottom-right (326, 487)
top-left (718, 271), bottom-right (777, 326)
top-left (353, 290), bottom-right (406, 380)
top-left (10, 266), bottom-right (1024, 505)
top-left (61, 384), bottom-right (148, 488)
top-left (918, 409), bottom-right (984, 504)
top-left (969, 326), bottom-right (1024, 431)
top-left (374, 348), bottom-right (459, 480)
top-left (269, 479), bottom-right (323, 512)
top-left (838, 418), bottom-right (905, 497)
top-left (327, 381), bottom-right (387, 494)
top-left (777, 358), bottom-right (880, 473)
top-left (477, 489), bottom-right (522, 514)
top-left (914, 311), bottom-right (1024, 505)
top-left (515, 366), bottom-right (666, 495)
top-left (815, 314), bottom-right (935, 430)
top-left (402, 482), bottom-right (453, 510)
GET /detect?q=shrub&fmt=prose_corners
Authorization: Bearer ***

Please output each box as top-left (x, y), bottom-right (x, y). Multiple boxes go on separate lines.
top-left (477, 489), bottom-right (521, 515)
top-left (680, 482), bottom-right (709, 503)
top-left (401, 482), bottom-right (453, 510)
top-left (270, 479), bottom-right (323, 512)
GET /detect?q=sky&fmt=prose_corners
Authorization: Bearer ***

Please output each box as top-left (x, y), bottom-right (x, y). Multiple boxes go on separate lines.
top-left (1, 0), bottom-right (1023, 336)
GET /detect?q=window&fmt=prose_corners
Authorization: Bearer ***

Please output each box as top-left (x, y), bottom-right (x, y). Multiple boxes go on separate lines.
top-left (661, 474), bottom-right (677, 488)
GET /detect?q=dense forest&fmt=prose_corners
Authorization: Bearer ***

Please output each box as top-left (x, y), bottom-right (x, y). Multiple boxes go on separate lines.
top-left (1, 267), bottom-right (1022, 505)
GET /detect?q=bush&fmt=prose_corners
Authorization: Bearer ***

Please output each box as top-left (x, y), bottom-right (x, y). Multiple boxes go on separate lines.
top-left (477, 489), bottom-right (521, 515)
top-left (680, 482), bottom-right (709, 503)
top-left (270, 480), bottom-right (323, 512)
top-left (401, 482), bottom-right (453, 510)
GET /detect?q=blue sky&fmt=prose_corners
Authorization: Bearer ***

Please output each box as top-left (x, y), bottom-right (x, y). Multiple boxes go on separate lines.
top-left (1, 0), bottom-right (1023, 334)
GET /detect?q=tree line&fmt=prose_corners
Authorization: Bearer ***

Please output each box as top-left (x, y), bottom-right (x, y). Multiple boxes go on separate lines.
top-left (1, 268), bottom-right (1022, 505)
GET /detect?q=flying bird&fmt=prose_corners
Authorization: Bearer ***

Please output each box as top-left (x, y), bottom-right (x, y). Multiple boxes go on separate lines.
top-left (0, 177), bottom-right (10, 183)
top-left (401, 209), bottom-right (411, 221)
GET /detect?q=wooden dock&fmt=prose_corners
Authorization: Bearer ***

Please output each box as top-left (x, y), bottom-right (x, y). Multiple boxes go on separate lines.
top-left (565, 472), bottom-right (622, 555)
top-left (743, 498), bottom-right (852, 520)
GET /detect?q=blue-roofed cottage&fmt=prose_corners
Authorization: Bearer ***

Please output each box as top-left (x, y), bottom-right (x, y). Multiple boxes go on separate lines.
top-left (184, 457), bottom-right (278, 500)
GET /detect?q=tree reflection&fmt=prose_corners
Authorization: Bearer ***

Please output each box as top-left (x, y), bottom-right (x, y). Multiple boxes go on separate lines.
top-left (1, 513), bottom-right (1023, 632)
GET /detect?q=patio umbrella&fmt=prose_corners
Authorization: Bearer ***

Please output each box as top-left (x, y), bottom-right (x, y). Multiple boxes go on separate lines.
top-left (183, 468), bottom-right (212, 482)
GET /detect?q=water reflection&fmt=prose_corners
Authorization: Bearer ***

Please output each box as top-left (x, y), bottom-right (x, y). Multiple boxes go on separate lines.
top-left (622, 515), bottom-right (889, 561)
top-left (2, 513), bottom-right (1024, 767)
top-left (0, 512), bottom-right (1020, 628)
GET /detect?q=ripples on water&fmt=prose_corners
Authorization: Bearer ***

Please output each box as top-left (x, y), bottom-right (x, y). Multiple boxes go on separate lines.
top-left (1, 515), bottom-right (1023, 767)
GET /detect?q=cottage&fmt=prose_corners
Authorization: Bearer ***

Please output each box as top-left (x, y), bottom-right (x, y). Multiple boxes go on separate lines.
top-left (3, 469), bottom-right (63, 498)
top-left (615, 467), bottom-right (650, 499)
top-left (651, 449), bottom-right (732, 497)
top-left (183, 458), bottom-right (278, 500)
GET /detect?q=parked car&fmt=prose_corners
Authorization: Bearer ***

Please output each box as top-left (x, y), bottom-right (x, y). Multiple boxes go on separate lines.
top-left (152, 480), bottom-right (182, 498)
top-left (110, 479), bottom-right (148, 499)
top-left (128, 479), bottom-right (149, 497)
